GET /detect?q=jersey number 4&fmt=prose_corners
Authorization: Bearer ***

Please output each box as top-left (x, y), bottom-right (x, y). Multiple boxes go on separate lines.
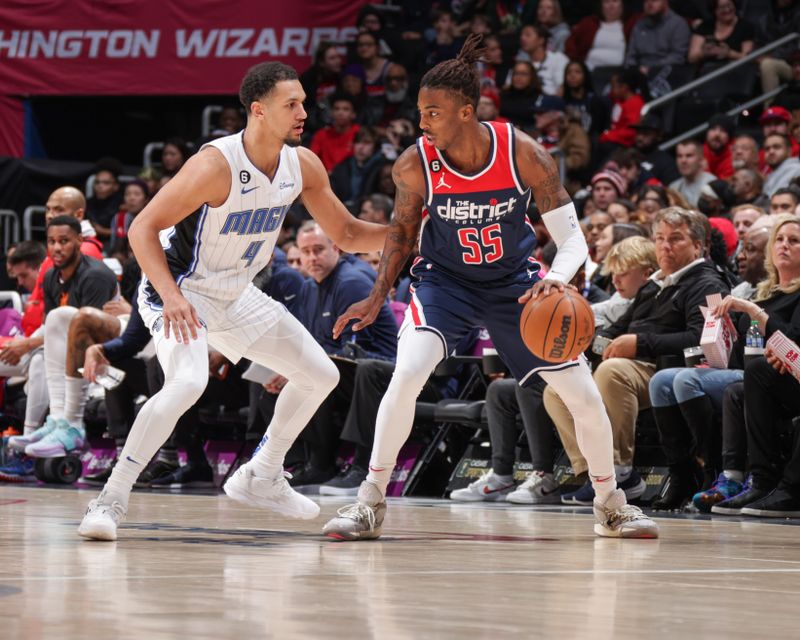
top-left (241, 240), bottom-right (265, 267)
top-left (457, 223), bottom-right (503, 264)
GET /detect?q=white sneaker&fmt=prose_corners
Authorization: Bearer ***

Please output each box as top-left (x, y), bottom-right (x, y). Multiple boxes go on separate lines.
top-left (507, 471), bottom-right (561, 504)
top-left (593, 488), bottom-right (659, 538)
top-left (223, 465), bottom-right (320, 520)
top-left (322, 481), bottom-right (386, 541)
top-left (449, 470), bottom-right (515, 502)
top-left (78, 494), bottom-right (127, 541)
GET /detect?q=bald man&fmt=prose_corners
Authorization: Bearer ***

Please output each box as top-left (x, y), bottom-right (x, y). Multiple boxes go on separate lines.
top-left (44, 186), bottom-right (104, 258)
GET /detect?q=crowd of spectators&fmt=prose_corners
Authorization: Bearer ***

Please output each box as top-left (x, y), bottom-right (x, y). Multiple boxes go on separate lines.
top-left (2, 0), bottom-right (800, 516)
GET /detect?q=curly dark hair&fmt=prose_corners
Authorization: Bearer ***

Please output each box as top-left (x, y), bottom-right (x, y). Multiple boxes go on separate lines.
top-left (239, 62), bottom-right (299, 112)
top-left (420, 33), bottom-right (487, 108)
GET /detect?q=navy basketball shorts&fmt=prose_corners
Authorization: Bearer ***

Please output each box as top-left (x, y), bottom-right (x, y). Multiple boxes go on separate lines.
top-left (406, 260), bottom-right (579, 386)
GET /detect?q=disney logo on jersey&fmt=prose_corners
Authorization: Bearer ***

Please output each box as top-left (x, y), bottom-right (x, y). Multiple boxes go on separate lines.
top-left (436, 196), bottom-right (517, 222)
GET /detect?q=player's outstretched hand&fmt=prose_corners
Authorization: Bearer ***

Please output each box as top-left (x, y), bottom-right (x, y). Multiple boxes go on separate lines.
top-left (162, 292), bottom-right (203, 343)
top-left (333, 296), bottom-right (383, 339)
top-left (518, 279), bottom-right (566, 304)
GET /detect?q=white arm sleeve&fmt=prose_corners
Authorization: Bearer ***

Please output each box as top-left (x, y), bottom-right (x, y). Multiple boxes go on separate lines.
top-left (540, 202), bottom-right (588, 283)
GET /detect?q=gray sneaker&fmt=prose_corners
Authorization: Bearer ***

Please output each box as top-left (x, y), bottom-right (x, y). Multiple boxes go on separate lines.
top-left (593, 488), bottom-right (659, 538)
top-left (322, 481), bottom-right (386, 541)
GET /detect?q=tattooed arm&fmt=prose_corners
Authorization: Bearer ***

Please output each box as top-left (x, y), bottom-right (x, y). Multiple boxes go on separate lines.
top-left (332, 146), bottom-right (424, 337)
top-left (515, 130), bottom-right (588, 302)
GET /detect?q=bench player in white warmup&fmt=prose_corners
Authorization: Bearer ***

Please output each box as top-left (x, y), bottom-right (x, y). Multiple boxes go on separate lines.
top-left (79, 62), bottom-right (388, 541)
top-left (322, 36), bottom-right (659, 540)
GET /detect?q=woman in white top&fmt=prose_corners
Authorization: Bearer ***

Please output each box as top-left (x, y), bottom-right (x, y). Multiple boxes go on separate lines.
top-left (565, 0), bottom-right (639, 71)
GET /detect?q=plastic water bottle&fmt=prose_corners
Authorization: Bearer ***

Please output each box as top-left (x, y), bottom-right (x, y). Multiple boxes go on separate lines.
top-left (744, 320), bottom-right (764, 364)
top-left (746, 321), bottom-right (764, 349)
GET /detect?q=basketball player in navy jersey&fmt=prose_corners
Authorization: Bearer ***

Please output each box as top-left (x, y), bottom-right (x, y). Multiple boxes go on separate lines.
top-left (323, 35), bottom-right (659, 540)
top-left (78, 62), bottom-right (389, 541)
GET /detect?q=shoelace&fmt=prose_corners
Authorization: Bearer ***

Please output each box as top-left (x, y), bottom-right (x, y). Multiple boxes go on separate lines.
top-left (336, 503), bottom-right (376, 531)
top-left (469, 469), bottom-right (495, 489)
top-left (88, 500), bottom-right (126, 523)
top-left (520, 472), bottom-right (545, 490)
top-left (607, 503), bottom-right (647, 527)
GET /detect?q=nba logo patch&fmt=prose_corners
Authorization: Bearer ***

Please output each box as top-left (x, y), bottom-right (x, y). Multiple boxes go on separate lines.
top-left (239, 170), bottom-right (251, 184)
top-left (430, 159), bottom-right (441, 173)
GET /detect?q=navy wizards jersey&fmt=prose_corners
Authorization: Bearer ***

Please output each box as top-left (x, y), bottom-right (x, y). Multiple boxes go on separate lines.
top-left (415, 121), bottom-right (538, 285)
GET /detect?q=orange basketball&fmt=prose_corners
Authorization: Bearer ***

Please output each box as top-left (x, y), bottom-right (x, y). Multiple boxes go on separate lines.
top-left (520, 288), bottom-right (595, 363)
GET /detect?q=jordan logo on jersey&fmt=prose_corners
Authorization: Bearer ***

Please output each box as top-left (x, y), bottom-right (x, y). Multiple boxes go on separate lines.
top-left (436, 174), bottom-right (452, 189)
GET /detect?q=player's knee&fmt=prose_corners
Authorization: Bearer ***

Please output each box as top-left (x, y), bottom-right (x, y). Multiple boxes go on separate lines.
top-left (316, 357), bottom-right (340, 394)
top-left (390, 361), bottom-right (430, 397)
top-left (182, 372), bottom-right (209, 404)
top-left (45, 306), bottom-right (78, 332)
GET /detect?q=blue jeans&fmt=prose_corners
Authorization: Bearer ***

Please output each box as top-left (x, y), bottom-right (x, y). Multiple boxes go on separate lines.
top-left (649, 367), bottom-right (744, 411)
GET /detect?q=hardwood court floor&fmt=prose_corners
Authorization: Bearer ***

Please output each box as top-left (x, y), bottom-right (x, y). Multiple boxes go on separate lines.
top-left (1, 486), bottom-right (799, 640)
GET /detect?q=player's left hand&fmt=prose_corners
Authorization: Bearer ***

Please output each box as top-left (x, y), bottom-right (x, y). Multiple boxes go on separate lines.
top-left (103, 299), bottom-right (133, 317)
top-left (602, 334), bottom-right (637, 360)
top-left (765, 346), bottom-right (788, 375)
top-left (518, 279), bottom-right (566, 304)
top-left (0, 338), bottom-right (30, 366)
top-left (264, 374), bottom-right (288, 395)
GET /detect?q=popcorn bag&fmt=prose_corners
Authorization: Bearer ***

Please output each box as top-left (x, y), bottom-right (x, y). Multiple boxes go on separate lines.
top-left (766, 331), bottom-right (800, 384)
top-left (699, 294), bottom-right (737, 369)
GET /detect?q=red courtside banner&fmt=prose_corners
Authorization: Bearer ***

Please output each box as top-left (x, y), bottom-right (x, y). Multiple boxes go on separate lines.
top-left (0, 0), bottom-right (369, 96)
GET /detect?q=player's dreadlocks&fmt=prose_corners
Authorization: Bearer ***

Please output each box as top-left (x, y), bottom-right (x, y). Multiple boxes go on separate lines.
top-left (420, 33), bottom-right (487, 109)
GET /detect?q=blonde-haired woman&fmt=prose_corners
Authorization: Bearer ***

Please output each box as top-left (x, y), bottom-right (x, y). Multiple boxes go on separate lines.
top-left (649, 215), bottom-right (800, 513)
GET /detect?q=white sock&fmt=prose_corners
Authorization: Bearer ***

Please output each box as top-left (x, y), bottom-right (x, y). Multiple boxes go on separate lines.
top-left (43, 306), bottom-right (78, 420)
top-left (723, 469), bottom-right (744, 483)
top-left (63, 376), bottom-right (89, 428)
top-left (540, 358), bottom-right (617, 504)
top-left (367, 327), bottom-right (445, 498)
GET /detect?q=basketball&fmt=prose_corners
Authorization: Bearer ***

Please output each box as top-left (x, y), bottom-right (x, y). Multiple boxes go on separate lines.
top-left (520, 288), bottom-right (595, 363)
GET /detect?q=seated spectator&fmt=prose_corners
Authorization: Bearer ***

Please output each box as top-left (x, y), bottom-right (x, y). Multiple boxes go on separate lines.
top-left (476, 89), bottom-right (508, 123)
top-left (566, 0), bottom-right (638, 70)
top-left (625, 0), bottom-right (691, 79)
top-left (537, 0), bottom-right (570, 53)
top-left (755, 0), bottom-right (800, 95)
top-left (338, 66), bottom-right (369, 124)
top-left (703, 114), bottom-right (735, 180)
top-left (378, 64), bottom-right (417, 127)
top-left (607, 198), bottom-right (636, 223)
top-left (532, 95), bottom-right (591, 192)
top-left (612, 148), bottom-right (661, 195)
top-left (688, 0), bottom-right (755, 73)
top-left (633, 183), bottom-right (670, 225)
top-left (500, 61), bottom-right (541, 131)
top-left (476, 35), bottom-right (510, 91)
top-left (427, 9), bottom-right (465, 67)
top-left (381, 118), bottom-right (416, 161)
top-left (670, 139), bottom-right (717, 206)
top-left (590, 168), bottom-right (627, 214)
top-left (285, 222), bottom-right (397, 487)
top-left (358, 194), bottom-right (393, 225)
top-left (110, 180), bottom-right (149, 262)
top-left (763, 134), bottom-right (800, 197)
top-left (774, 50), bottom-right (800, 113)
top-left (697, 179), bottom-right (737, 219)
top-left (769, 186), bottom-right (800, 215)
top-left (353, 31), bottom-right (392, 101)
top-left (300, 41), bottom-right (343, 113)
top-left (731, 204), bottom-right (765, 258)
top-left (330, 127), bottom-right (384, 211)
top-left (731, 134), bottom-right (761, 172)
top-left (310, 93), bottom-right (360, 173)
top-left (138, 166), bottom-right (162, 199)
top-left (633, 113), bottom-right (680, 185)
top-left (282, 242), bottom-right (308, 278)
top-left (758, 107), bottom-right (800, 170)
top-left (731, 168), bottom-right (768, 208)
top-left (592, 235), bottom-right (658, 329)
top-left (598, 68), bottom-right (645, 151)
top-left (515, 24), bottom-right (569, 95)
top-left (161, 137), bottom-right (189, 177)
top-left (86, 159), bottom-right (124, 243)
top-left (5, 216), bottom-right (118, 467)
top-left (593, 223), bottom-right (650, 272)
top-left (544, 208), bottom-right (729, 506)
top-left (562, 61), bottom-right (611, 137)
top-left (647, 222), bottom-right (770, 511)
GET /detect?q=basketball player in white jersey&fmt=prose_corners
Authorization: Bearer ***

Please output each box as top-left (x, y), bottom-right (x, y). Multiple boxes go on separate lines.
top-left (78, 62), bottom-right (389, 541)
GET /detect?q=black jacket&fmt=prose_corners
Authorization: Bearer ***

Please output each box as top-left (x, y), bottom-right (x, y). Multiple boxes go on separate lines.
top-left (600, 260), bottom-right (729, 360)
top-left (729, 288), bottom-right (800, 369)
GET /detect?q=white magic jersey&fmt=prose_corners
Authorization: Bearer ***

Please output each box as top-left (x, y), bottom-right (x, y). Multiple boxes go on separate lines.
top-left (144, 130), bottom-right (303, 304)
